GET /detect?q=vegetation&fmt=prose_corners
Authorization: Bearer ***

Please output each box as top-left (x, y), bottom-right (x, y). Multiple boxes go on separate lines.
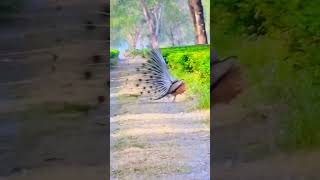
top-left (110, 49), bottom-right (120, 59)
top-left (111, 0), bottom-right (210, 49)
top-left (110, 49), bottom-right (120, 67)
top-left (213, 0), bottom-right (320, 149)
top-left (162, 45), bottom-right (210, 108)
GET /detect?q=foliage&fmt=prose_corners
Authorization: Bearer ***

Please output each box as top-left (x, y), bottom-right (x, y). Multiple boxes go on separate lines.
top-left (110, 0), bottom-right (144, 48)
top-left (110, 49), bottom-right (120, 67)
top-left (213, 0), bottom-right (320, 149)
top-left (159, 0), bottom-right (194, 46)
top-left (128, 48), bottom-right (149, 58)
top-left (161, 45), bottom-right (210, 109)
top-left (110, 0), bottom-right (210, 48)
top-left (110, 49), bottom-right (120, 59)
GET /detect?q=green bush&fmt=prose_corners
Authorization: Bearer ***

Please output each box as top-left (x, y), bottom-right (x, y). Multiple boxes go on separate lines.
top-left (110, 49), bottom-right (119, 67)
top-left (110, 49), bottom-right (119, 59)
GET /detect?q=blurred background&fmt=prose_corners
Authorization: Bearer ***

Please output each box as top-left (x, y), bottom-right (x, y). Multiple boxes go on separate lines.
top-left (110, 0), bottom-right (210, 57)
top-left (213, 1), bottom-right (320, 179)
top-left (0, 0), bottom-right (108, 178)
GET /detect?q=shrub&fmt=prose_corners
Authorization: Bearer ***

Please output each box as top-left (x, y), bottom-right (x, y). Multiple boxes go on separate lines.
top-left (161, 45), bottom-right (210, 109)
top-left (110, 49), bottom-right (119, 59)
top-left (110, 49), bottom-right (119, 67)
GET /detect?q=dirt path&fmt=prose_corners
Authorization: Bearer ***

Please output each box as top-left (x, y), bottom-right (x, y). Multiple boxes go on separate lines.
top-left (110, 57), bottom-right (210, 180)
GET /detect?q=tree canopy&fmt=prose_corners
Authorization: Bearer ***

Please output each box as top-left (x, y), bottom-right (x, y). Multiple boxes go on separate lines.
top-left (111, 0), bottom-right (210, 50)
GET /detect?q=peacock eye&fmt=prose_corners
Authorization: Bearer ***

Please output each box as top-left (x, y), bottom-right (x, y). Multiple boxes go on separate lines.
top-left (136, 84), bottom-right (139, 87)
top-left (143, 87), bottom-right (146, 89)
top-left (150, 76), bottom-right (153, 78)
top-left (138, 79), bottom-right (142, 81)
top-left (140, 92), bottom-right (143, 95)
top-left (150, 86), bottom-right (152, 88)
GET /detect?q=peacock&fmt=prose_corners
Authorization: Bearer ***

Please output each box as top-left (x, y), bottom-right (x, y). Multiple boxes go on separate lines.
top-left (134, 49), bottom-right (186, 102)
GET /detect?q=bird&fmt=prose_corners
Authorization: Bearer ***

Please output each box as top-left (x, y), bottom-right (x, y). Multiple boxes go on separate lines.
top-left (134, 48), bottom-right (186, 102)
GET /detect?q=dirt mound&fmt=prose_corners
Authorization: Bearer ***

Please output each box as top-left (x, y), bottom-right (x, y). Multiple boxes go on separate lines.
top-left (212, 65), bottom-right (242, 104)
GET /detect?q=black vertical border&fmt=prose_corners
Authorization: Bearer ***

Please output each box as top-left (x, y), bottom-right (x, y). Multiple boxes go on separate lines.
top-left (106, 0), bottom-right (111, 179)
top-left (210, 0), bottom-right (214, 179)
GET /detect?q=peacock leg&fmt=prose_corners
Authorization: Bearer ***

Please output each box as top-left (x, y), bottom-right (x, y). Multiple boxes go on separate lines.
top-left (172, 95), bottom-right (176, 102)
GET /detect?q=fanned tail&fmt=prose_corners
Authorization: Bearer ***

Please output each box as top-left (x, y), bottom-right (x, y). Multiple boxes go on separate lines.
top-left (134, 49), bottom-right (174, 100)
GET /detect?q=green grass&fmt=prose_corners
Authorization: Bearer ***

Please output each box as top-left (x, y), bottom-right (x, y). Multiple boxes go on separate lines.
top-left (161, 45), bottom-right (210, 109)
top-left (213, 0), bottom-right (320, 150)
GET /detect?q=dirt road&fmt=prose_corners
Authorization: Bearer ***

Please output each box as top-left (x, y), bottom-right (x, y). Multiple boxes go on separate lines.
top-left (110, 57), bottom-right (210, 180)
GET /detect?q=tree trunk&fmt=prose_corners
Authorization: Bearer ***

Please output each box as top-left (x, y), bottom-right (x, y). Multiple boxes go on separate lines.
top-left (176, 28), bottom-right (182, 45)
top-left (135, 30), bottom-right (141, 49)
top-left (188, 0), bottom-right (208, 44)
top-left (140, 0), bottom-right (160, 48)
top-left (169, 27), bottom-right (175, 46)
top-left (139, 37), bottom-right (144, 49)
top-left (127, 28), bottom-right (141, 49)
top-left (127, 34), bottom-right (136, 49)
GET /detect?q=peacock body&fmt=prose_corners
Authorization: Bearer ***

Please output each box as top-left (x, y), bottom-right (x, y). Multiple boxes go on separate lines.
top-left (134, 49), bottom-right (186, 101)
